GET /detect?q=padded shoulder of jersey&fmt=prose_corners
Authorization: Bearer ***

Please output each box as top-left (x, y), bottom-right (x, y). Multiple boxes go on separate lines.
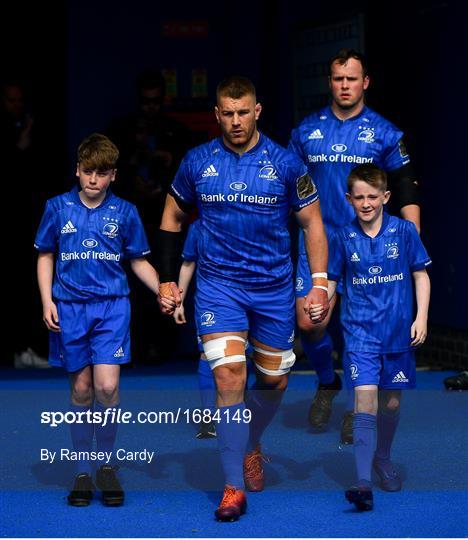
top-left (46, 191), bottom-right (71, 211)
top-left (395, 216), bottom-right (419, 237)
top-left (262, 135), bottom-right (306, 170)
top-left (360, 107), bottom-right (403, 136)
top-left (380, 214), bottom-right (417, 236)
top-left (296, 107), bottom-right (329, 128)
top-left (182, 138), bottom-right (222, 163)
top-left (106, 193), bottom-right (140, 216)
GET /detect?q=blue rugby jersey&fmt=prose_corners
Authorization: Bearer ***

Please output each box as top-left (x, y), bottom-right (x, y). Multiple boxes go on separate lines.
top-left (182, 219), bottom-right (200, 262)
top-left (170, 133), bottom-right (318, 289)
top-left (328, 214), bottom-right (431, 353)
top-left (34, 187), bottom-right (150, 301)
top-left (288, 105), bottom-right (410, 253)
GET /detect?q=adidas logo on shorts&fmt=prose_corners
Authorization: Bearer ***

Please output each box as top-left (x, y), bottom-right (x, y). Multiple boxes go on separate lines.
top-left (114, 347), bottom-right (125, 358)
top-left (308, 129), bottom-right (324, 140)
top-left (392, 371), bottom-right (409, 383)
top-left (61, 221), bottom-right (77, 234)
top-left (202, 165), bottom-right (219, 177)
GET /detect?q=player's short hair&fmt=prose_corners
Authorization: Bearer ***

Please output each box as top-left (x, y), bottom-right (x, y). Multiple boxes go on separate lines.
top-left (77, 133), bottom-right (119, 171)
top-left (216, 76), bottom-right (256, 102)
top-left (348, 164), bottom-right (387, 192)
top-left (329, 48), bottom-right (368, 77)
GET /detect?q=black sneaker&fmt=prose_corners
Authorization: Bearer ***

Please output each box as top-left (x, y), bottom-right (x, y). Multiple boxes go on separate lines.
top-left (345, 486), bottom-right (374, 511)
top-left (340, 411), bottom-right (354, 445)
top-left (196, 420), bottom-right (217, 439)
top-left (444, 371), bottom-right (468, 391)
top-left (96, 465), bottom-right (124, 506)
top-left (308, 372), bottom-right (342, 428)
top-left (67, 473), bottom-right (94, 506)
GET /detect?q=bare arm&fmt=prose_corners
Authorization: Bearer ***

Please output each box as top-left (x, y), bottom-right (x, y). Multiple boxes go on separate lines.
top-left (173, 260), bottom-right (196, 324)
top-left (296, 200), bottom-right (328, 274)
top-left (131, 258), bottom-right (176, 313)
top-left (295, 200), bottom-right (329, 321)
top-left (178, 260), bottom-right (196, 303)
top-left (401, 204), bottom-right (420, 234)
top-left (130, 258), bottom-right (160, 295)
top-left (160, 193), bottom-right (189, 233)
top-left (37, 252), bottom-right (60, 332)
top-left (328, 280), bottom-right (338, 301)
top-left (411, 269), bottom-right (431, 346)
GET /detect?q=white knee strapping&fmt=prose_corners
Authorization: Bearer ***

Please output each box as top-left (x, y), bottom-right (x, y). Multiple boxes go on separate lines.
top-left (253, 346), bottom-right (296, 376)
top-left (203, 336), bottom-right (246, 369)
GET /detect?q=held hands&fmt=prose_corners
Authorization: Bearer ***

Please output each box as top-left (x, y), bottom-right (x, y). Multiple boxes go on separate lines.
top-left (158, 282), bottom-right (182, 316)
top-left (304, 287), bottom-right (329, 324)
top-left (411, 316), bottom-right (427, 346)
top-left (43, 301), bottom-right (60, 332)
top-left (308, 303), bottom-right (325, 322)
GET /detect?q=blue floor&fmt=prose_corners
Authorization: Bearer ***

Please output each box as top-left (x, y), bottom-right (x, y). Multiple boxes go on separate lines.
top-left (0, 366), bottom-right (467, 537)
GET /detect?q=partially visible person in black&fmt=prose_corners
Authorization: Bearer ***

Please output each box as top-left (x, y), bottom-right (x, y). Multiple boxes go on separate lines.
top-left (0, 79), bottom-right (34, 156)
top-left (1, 78), bottom-right (49, 367)
top-left (106, 70), bottom-right (190, 364)
top-left (444, 372), bottom-right (468, 391)
top-left (107, 69), bottom-right (190, 234)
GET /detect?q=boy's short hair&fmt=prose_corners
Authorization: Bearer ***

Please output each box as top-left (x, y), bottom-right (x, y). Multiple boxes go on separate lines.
top-left (348, 164), bottom-right (387, 192)
top-left (329, 48), bottom-right (368, 77)
top-left (77, 133), bottom-right (119, 171)
top-left (216, 76), bottom-right (256, 102)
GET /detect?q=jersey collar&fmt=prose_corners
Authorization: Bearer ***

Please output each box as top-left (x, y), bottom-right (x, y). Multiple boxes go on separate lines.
top-left (219, 131), bottom-right (265, 156)
top-left (352, 212), bottom-right (390, 239)
top-left (70, 185), bottom-right (115, 209)
top-left (327, 105), bottom-right (369, 123)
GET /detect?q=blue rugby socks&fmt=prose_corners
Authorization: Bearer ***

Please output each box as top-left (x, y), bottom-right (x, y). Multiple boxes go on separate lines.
top-left (375, 408), bottom-right (400, 463)
top-left (216, 403), bottom-right (249, 489)
top-left (198, 359), bottom-right (216, 411)
top-left (245, 381), bottom-right (283, 451)
top-left (301, 333), bottom-right (335, 384)
top-left (353, 412), bottom-right (377, 487)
